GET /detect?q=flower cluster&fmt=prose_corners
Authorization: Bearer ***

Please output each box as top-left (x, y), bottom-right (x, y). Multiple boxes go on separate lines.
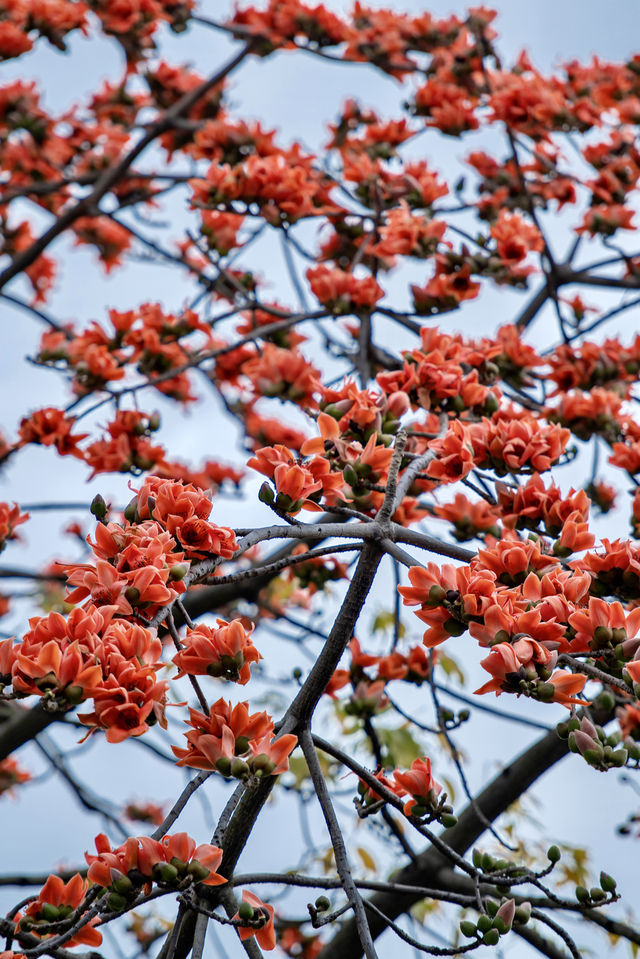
top-left (172, 698), bottom-right (297, 780)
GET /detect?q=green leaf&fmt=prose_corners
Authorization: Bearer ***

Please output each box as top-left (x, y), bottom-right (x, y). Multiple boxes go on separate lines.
top-left (437, 652), bottom-right (465, 686)
top-left (377, 725), bottom-right (424, 768)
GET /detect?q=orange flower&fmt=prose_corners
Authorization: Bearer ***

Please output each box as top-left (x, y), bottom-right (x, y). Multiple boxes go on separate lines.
top-left (174, 516), bottom-right (238, 558)
top-left (490, 210), bottom-right (543, 264)
top-left (433, 493), bottom-right (500, 541)
top-left (399, 562), bottom-right (496, 646)
top-left (242, 344), bottom-right (320, 406)
top-left (172, 699), bottom-right (274, 772)
top-left (426, 420), bottom-right (476, 484)
top-left (19, 874), bottom-right (101, 947)
top-left (18, 408), bottom-right (86, 459)
top-left (393, 757), bottom-right (443, 817)
top-left (569, 598), bottom-right (640, 653)
top-left (547, 671), bottom-right (588, 707)
top-left (78, 658), bottom-right (168, 744)
top-left (0, 501), bottom-right (29, 551)
top-left (271, 462), bottom-right (323, 513)
top-left (0, 756), bottom-right (31, 797)
top-left (86, 832), bottom-right (225, 890)
top-left (235, 891), bottom-right (276, 951)
top-left (172, 619), bottom-right (260, 685)
top-left (307, 265), bottom-right (384, 312)
top-left (475, 533), bottom-right (558, 586)
top-left (474, 637), bottom-right (555, 696)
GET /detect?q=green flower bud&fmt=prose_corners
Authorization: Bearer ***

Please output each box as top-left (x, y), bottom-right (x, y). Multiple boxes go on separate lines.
top-left (342, 464), bottom-right (359, 487)
top-left (472, 849), bottom-right (483, 868)
top-left (600, 871), bottom-right (617, 893)
top-left (514, 903), bottom-right (531, 925)
top-left (315, 896), bottom-right (331, 912)
top-left (428, 584), bottom-right (446, 606)
top-left (231, 758), bottom-right (250, 779)
top-left (216, 756), bottom-right (232, 776)
top-left (187, 861), bottom-right (211, 882)
top-left (459, 921), bottom-right (477, 938)
top-left (596, 691), bottom-right (616, 713)
top-left (482, 929), bottom-right (500, 946)
top-left (123, 498), bottom-right (139, 523)
top-left (238, 902), bottom-right (255, 921)
top-left (547, 845), bottom-right (561, 863)
top-left (107, 892), bottom-right (128, 912)
top-left (535, 681), bottom-right (555, 703)
top-left (583, 747), bottom-right (605, 766)
top-left (111, 875), bottom-right (134, 896)
top-left (258, 482), bottom-right (275, 506)
top-left (251, 754), bottom-right (276, 776)
top-left (90, 494), bottom-right (108, 521)
top-left (575, 885), bottom-right (590, 903)
top-left (440, 813), bottom-right (458, 828)
top-left (485, 899), bottom-right (499, 917)
top-left (610, 749), bottom-right (628, 767)
top-left (124, 586), bottom-right (140, 606)
top-left (153, 863), bottom-right (179, 884)
top-left (590, 887), bottom-right (607, 902)
top-left (63, 683), bottom-right (85, 705)
top-left (40, 904), bottom-right (60, 922)
top-left (484, 394), bottom-right (500, 415)
top-left (444, 617), bottom-right (466, 637)
top-left (477, 914), bottom-right (492, 933)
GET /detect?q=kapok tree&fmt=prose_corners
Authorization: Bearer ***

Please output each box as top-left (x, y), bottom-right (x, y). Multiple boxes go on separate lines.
top-left (1, 2), bottom-right (640, 958)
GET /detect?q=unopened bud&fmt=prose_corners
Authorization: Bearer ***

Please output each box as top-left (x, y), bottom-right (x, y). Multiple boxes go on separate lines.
top-left (153, 863), bottom-right (179, 884)
top-left (238, 902), bottom-right (254, 921)
top-left (187, 861), bottom-right (210, 882)
top-left (90, 494), bottom-right (108, 521)
top-left (40, 904), bottom-right (60, 922)
top-left (107, 892), bottom-right (128, 911)
top-left (600, 871), bottom-right (617, 893)
top-left (258, 482), bottom-right (274, 506)
top-left (231, 758), bottom-right (250, 779)
top-left (495, 899), bottom-right (515, 930)
top-left (547, 845), bottom-right (561, 863)
top-left (216, 756), bottom-right (232, 776)
top-left (124, 498), bottom-right (139, 523)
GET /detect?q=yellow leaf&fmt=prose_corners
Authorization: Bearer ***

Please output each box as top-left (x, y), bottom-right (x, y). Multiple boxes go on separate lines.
top-left (357, 847), bottom-right (376, 872)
